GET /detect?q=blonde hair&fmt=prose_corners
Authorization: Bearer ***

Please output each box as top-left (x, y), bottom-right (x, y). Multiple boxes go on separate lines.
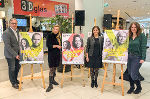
top-left (53, 25), bottom-right (61, 46)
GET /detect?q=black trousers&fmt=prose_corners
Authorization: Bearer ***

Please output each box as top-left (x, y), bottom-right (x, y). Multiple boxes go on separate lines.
top-left (127, 54), bottom-right (142, 80)
top-left (6, 58), bottom-right (21, 85)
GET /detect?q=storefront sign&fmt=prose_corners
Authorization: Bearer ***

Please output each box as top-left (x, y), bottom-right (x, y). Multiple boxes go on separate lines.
top-left (13, 0), bottom-right (69, 17)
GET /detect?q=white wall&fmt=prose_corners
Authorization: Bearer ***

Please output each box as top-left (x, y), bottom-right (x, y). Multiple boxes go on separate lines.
top-left (75, 0), bottom-right (104, 43)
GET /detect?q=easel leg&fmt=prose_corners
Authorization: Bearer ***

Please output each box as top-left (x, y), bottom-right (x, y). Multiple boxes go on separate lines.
top-left (103, 65), bottom-right (107, 77)
top-left (19, 64), bottom-right (24, 91)
top-left (121, 64), bottom-right (124, 96)
top-left (88, 68), bottom-right (90, 78)
top-left (40, 64), bottom-right (46, 89)
top-left (31, 64), bottom-right (33, 80)
top-left (71, 65), bottom-right (73, 81)
top-left (101, 63), bottom-right (108, 93)
top-left (112, 64), bottom-right (116, 86)
top-left (80, 65), bottom-right (85, 87)
top-left (61, 65), bottom-right (66, 88)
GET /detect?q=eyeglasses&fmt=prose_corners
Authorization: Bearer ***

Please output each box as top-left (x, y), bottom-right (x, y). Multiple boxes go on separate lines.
top-left (10, 23), bottom-right (17, 25)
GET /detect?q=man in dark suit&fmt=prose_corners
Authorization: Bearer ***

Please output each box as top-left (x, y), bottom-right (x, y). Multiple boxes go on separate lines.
top-left (2, 18), bottom-right (20, 89)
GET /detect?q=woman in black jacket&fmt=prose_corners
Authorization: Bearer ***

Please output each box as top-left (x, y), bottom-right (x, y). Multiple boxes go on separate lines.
top-left (46, 25), bottom-right (61, 92)
top-left (86, 26), bottom-right (103, 88)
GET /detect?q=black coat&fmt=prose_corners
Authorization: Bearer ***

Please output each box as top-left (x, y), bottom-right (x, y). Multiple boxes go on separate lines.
top-left (46, 33), bottom-right (60, 67)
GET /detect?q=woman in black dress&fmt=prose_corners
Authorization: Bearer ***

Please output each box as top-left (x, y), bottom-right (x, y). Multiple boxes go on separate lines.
top-left (46, 25), bottom-right (61, 92)
top-left (86, 26), bottom-right (103, 88)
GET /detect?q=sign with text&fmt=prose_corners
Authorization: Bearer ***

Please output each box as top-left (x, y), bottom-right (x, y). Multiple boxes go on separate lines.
top-left (102, 30), bottom-right (129, 64)
top-left (19, 32), bottom-right (44, 64)
top-left (62, 33), bottom-right (84, 64)
top-left (13, 0), bottom-right (69, 17)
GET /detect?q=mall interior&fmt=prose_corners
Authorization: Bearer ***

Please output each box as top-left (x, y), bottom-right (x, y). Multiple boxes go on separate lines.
top-left (0, 0), bottom-right (150, 99)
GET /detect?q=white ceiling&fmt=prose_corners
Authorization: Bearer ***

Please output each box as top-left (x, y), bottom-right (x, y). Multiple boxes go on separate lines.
top-left (104, 0), bottom-right (150, 22)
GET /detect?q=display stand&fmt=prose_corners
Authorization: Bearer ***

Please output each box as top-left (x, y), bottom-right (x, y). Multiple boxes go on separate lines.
top-left (101, 63), bottom-right (124, 96)
top-left (60, 14), bottom-right (85, 88)
top-left (101, 10), bottom-right (124, 96)
top-left (19, 64), bottom-right (46, 91)
top-left (61, 64), bottom-right (85, 88)
top-left (18, 14), bottom-right (45, 91)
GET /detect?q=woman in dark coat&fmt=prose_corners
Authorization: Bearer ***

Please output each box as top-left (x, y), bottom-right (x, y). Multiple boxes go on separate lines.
top-left (86, 26), bottom-right (103, 88)
top-left (46, 25), bottom-right (61, 92)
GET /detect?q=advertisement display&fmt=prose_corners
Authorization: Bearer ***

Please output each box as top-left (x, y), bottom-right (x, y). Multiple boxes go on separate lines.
top-left (102, 30), bottom-right (129, 64)
top-left (13, 0), bottom-right (69, 17)
top-left (19, 32), bottom-right (44, 64)
top-left (62, 33), bottom-right (84, 64)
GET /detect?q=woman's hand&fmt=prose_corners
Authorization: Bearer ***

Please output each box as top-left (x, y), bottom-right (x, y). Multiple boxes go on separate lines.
top-left (53, 45), bottom-right (61, 49)
top-left (139, 60), bottom-right (144, 63)
top-left (57, 45), bottom-right (62, 49)
top-left (86, 56), bottom-right (89, 62)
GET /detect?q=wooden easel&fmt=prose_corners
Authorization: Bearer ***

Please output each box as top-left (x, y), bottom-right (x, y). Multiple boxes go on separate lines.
top-left (60, 14), bottom-right (85, 88)
top-left (101, 10), bottom-right (125, 96)
top-left (19, 14), bottom-right (46, 91)
top-left (101, 63), bottom-right (124, 96)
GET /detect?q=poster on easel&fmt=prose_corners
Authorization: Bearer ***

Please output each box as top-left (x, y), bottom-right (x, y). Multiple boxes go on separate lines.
top-left (19, 32), bottom-right (44, 64)
top-left (102, 30), bottom-right (129, 64)
top-left (62, 33), bottom-right (84, 64)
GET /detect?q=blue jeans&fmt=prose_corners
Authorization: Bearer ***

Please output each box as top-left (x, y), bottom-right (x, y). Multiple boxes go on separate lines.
top-left (6, 58), bottom-right (21, 85)
top-left (127, 54), bottom-right (142, 80)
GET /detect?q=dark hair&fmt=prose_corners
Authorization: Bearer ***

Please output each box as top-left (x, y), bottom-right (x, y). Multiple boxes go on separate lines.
top-left (91, 26), bottom-right (101, 37)
top-left (129, 22), bottom-right (141, 37)
top-left (21, 38), bottom-right (30, 50)
top-left (63, 40), bottom-right (71, 50)
top-left (32, 33), bottom-right (41, 42)
top-left (72, 34), bottom-right (83, 48)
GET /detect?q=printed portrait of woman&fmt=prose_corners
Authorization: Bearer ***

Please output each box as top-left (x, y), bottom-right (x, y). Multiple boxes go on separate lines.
top-left (63, 40), bottom-right (71, 50)
top-left (72, 34), bottom-right (83, 49)
top-left (20, 38), bottom-right (30, 61)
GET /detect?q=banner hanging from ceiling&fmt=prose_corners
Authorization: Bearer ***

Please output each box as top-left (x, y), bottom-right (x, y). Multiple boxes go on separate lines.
top-left (13, 0), bottom-right (69, 17)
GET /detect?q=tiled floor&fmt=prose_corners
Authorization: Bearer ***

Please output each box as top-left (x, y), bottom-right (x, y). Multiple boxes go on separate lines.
top-left (0, 61), bottom-right (150, 99)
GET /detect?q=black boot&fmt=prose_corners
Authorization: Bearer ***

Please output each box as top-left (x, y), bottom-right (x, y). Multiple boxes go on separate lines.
top-left (91, 71), bottom-right (95, 88)
top-left (127, 76), bottom-right (135, 94)
top-left (52, 72), bottom-right (59, 85)
top-left (52, 76), bottom-right (59, 85)
top-left (46, 76), bottom-right (53, 92)
top-left (134, 80), bottom-right (142, 94)
top-left (94, 78), bottom-right (98, 88)
top-left (91, 80), bottom-right (94, 88)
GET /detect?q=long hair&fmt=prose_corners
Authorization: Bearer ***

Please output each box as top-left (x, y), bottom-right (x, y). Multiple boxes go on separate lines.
top-left (63, 40), bottom-right (71, 50)
top-left (91, 26), bottom-right (101, 37)
top-left (72, 34), bottom-right (83, 48)
top-left (129, 22), bottom-right (141, 37)
top-left (21, 38), bottom-right (29, 50)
